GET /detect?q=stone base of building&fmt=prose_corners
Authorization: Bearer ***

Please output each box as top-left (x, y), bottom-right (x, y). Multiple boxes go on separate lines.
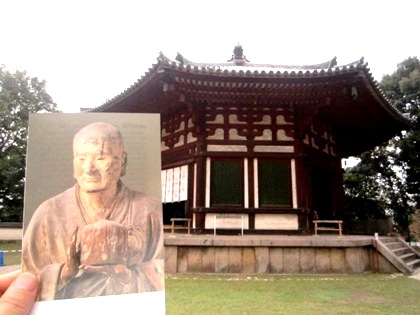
top-left (164, 234), bottom-right (398, 274)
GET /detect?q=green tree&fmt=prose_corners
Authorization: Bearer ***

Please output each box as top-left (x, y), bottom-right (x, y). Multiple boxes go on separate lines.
top-left (343, 147), bottom-right (391, 221)
top-left (382, 57), bottom-right (420, 208)
top-left (343, 57), bottom-right (419, 235)
top-left (0, 66), bottom-right (57, 221)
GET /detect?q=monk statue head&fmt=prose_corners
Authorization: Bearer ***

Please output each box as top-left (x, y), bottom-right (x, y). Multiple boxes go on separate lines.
top-left (72, 122), bottom-right (127, 194)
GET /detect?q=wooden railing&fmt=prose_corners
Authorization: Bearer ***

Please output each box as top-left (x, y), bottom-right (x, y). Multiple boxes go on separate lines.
top-left (313, 220), bottom-right (343, 236)
top-left (170, 218), bottom-right (191, 235)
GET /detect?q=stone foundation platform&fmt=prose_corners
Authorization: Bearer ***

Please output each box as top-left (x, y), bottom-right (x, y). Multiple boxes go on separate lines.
top-left (164, 234), bottom-right (398, 274)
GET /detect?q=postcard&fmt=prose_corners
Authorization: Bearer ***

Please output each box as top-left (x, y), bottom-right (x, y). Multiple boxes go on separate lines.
top-left (23, 113), bottom-right (165, 314)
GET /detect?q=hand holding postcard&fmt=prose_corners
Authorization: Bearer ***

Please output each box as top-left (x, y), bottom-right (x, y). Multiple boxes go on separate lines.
top-left (22, 114), bottom-right (165, 314)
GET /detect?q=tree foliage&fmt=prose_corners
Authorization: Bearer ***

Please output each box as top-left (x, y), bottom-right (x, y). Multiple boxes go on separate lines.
top-left (382, 57), bottom-right (420, 208)
top-left (0, 66), bottom-right (57, 221)
top-left (343, 57), bottom-right (420, 234)
top-left (343, 146), bottom-right (393, 221)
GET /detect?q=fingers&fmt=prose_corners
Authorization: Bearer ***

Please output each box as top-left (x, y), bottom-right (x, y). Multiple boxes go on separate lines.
top-left (0, 272), bottom-right (38, 315)
top-left (0, 270), bottom-right (21, 295)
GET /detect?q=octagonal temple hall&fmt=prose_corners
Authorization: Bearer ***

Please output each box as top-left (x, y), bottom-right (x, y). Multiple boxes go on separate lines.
top-left (93, 45), bottom-right (407, 234)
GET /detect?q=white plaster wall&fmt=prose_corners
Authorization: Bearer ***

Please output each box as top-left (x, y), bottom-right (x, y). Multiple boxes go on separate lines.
top-left (254, 129), bottom-right (272, 141)
top-left (276, 115), bottom-right (292, 125)
top-left (207, 128), bottom-right (224, 140)
top-left (229, 129), bottom-right (246, 140)
top-left (173, 134), bottom-right (184, 147)
top-left (254, 214), bottom-right (298, 230)
top-left (277, 129), bottom-right (294, 141)
top-left (229, 114), bottom-right (246, 124)
top-left (205, 213), bottom-right (249, 229)
top-left (254, 115), bottom-right (271, 125)
top-left (207, 145), bottom-right (247, 152)
top-left (187, 132), bottom-right (197, 143)
top-left (254, 145), bottom-right (294, 153)
top-left (207, 114), bottom-right (224, 124)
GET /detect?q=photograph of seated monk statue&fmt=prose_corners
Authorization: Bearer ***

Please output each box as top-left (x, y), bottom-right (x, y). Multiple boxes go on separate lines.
top-left (22, 122), bottom-right (164, 301)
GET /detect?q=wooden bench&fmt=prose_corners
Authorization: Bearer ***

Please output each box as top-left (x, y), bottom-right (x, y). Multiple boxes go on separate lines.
top-left (170, 218), bottom-right (191, 235)
top-left (313, 220), bottom-right (343, 236)
top-left (213, 214), bottom-right (244, 236)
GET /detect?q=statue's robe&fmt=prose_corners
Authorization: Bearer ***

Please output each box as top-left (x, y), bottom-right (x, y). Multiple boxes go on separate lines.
top-left (22, 182), bottom-right (164, 300)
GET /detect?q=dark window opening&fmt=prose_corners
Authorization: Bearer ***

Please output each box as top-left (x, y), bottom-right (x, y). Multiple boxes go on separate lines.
top-left (258, 160), bottom-right (291, 207)
top-left (311, 167), bottom-right (333, 219)
top-left (163, 201), bottom-right (187, 225)
top-left (211, 159), bottom-right (243, 206)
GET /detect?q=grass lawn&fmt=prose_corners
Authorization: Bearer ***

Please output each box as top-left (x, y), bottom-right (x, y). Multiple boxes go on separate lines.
top-left (165, 274), bottom-right (420, 315)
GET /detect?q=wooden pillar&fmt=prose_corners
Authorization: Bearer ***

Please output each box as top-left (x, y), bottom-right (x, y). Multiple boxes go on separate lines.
top-left (295, 157), bottom-right (309, 210)
top-left (331, 164), bottom-right (345, 219)
top-left (247, 157), bottom-right (255, 230)
top-left (186, 163), bottom-right (195, 220)
top-left (193, 103), bottom-right (207, 231)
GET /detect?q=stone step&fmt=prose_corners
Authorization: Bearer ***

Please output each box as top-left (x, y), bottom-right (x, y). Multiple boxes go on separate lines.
top-left (399, 252), bottom-right (417, 262)
top-left (379, 237), bottom-right (399, 243)
top-left (392, 247), bottom-right (412, 255)
top-left (375, 238), bottom-right (419, 275)
top-left (407, 259), bottom-right (420, 269)
top-left (385, 242), bottom-right (406, 250)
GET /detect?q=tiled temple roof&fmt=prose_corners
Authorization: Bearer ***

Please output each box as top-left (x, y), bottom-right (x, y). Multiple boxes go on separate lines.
top-left (157, 51), bottom-right (363, 78)
top-left (91, 45), bottom-right (409, 157)
top-left (95, 47), bottom-right (402, 121)
top-left (95, 51), bottom-right (368, 110)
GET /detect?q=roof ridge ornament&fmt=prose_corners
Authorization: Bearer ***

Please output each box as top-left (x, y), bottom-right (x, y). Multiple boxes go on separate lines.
top-left (328, 57), bottom-right (337, 69)
top-left (227, 43), bottom-right (250, 65)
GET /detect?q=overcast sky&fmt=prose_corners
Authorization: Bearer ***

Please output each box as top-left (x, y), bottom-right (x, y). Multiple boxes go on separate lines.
top-left (1, 0), bottom-right (419, 113)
